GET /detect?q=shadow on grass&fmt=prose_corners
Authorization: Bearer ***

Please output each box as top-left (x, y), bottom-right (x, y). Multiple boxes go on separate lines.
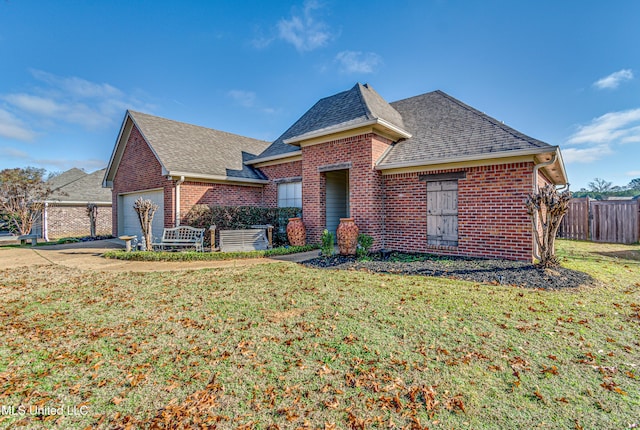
top-left (595, 250), bottom-right (640, 262)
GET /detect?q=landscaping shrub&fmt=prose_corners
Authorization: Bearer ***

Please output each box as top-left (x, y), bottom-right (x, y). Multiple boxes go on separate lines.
top-left (184, 205), bottom-right (300, 247)
top-left (356, 233), bottom-right (374, 259)
top-left (103, 244), bottom-right (318, 261)
top-left (321, 229), bottom-right (335, 256)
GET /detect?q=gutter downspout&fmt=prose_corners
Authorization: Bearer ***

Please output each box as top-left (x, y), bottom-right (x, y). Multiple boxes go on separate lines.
top-left (531, 152), bottom-right (558, 261)
top-left (175, 176), bottom-right (185, 226)
top-left (43, 202), bottom-right (49, 242)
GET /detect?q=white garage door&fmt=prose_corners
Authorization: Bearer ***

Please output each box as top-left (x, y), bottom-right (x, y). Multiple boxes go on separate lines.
top-left (120, 189), bottom-right (165, 243)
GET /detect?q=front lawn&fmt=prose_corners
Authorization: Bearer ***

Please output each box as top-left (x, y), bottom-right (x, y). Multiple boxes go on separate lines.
top-left (0, 240), bottom-right (638, 428)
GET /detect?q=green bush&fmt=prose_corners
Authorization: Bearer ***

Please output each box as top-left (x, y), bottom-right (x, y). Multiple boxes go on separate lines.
top-left (103, 244), bottom-right (318, 261)
top-left (184, 205), bottom-right (300, 247)
top-left (356, 233), bottom-right (374, 259)
top-left (321, 229), bottom-right (335, 256)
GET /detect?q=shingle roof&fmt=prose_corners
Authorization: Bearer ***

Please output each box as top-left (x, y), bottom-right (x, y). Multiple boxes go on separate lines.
top-left (379, 91), bottom-right (552, 166)
top-left (129, 111), bottom-right (270, 180)
top-left (47, 168), bottom-right (86, 190)
top-left (49, 168), bottom-right (111, 203)
top-left (257, 83), bottom-right (406, 159)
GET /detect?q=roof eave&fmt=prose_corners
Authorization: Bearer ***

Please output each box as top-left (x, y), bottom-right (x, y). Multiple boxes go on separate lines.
top-left (244, 150), bottom-right (302, 166)
top-left (103, 111), bottom-right (131, 187)
top-left (167, 171), bottom-right (269, 185)
top-left (103, 111), bottom-right (170, 187)
top-left (538, 147), bottom-right (569, 186)
top-left (44, 200), bottom-right (112, 205)
top-left (376, 146), bottom-right (561, 172)
top-left (283, 118), bottom-right (411, 145)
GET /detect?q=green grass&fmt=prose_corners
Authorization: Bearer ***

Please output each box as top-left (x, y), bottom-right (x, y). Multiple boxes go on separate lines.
top-left (0, 235), bottom-right (114, 248)
top-left (0, 240), bottom-right (638, 429)
top-left (103, 244), bottom-right (319, 261)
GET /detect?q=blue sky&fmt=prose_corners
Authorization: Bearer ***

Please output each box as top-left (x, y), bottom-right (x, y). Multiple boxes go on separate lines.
top-left (0, 1), bottom-right (638, 190)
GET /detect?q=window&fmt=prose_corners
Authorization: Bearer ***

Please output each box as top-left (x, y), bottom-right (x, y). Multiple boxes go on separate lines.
top-left (278, 182), bottom-right (302, 208)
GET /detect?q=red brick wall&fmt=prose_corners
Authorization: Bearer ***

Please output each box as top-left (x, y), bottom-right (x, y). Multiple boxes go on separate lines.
top-left (301, 133), bottom-right (392, 247)
top-left (384, 162), bottom-right (535, 261)
top-left (47, 205), bottom-right (112, 239)
top-left (111, 123), bottom-right (537, 261)
top-left (259, 161), bottom-right (303, 208)
top-left (111, 124), bottom-right (174, 235)
top-left (179, 181), bottom-right (264, 223)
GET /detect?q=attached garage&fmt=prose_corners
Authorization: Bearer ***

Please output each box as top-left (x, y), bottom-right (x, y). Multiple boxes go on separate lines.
top-left (118, 189), bottom-right (165, 243)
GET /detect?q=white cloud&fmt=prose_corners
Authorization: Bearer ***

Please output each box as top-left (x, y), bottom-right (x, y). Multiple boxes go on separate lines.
top-left (226, 90), bottom-right (278, 115)
top-left (335, 51), bottom-right (382, 74)
top-left (2, 69), bottom-right (154, 132)
top-left (627, 170), bottom-right (640, 176)
top-left (227, 90), bottom-right (257, 108)
top-left (5, 93), bottom-right (63, 117)
top-left (0, 145), bottom-right (105, 172)
top-left (0, 108), bottom-right (36, 141)
top-left (562, 145), bottom-right (613, 163)
top-left (593, 69), bottom-right (634, 90)
top-left (0, 147), bottom-right (30, 158)
top-left (35, 157), bottom-right (106, 172)
top-left (567, 108), bottom-right (640, 144)
top-left (277, 0), bottom-right (331, 52)
top-left (31, 69), bottom-right (123, 99)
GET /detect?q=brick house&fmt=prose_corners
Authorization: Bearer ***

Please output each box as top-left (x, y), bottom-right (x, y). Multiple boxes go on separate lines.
top-left (104, 83), bottom-right (567, 261)
top-left (33, 168), bottom-right (112, 240)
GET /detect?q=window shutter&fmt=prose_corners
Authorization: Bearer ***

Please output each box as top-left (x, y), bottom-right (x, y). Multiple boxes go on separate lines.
top-left (427, 180), bottom-right (458, 246)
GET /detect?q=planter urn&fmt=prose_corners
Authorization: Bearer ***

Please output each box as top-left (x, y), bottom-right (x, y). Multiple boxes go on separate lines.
top-left (337, 218), bottom-right (359, 256)
top-left (286, 217), bottom-right (306, 246)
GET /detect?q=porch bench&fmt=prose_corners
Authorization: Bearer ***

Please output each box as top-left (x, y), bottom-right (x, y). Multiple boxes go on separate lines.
top-left (18, 234), bottom-right (38, 246)
top-left (151, 226), bottom-right (205, 252)
top-left (0, 233), bottom-right (18, 243)
top-left (218, 225), bottom-right (272, 252)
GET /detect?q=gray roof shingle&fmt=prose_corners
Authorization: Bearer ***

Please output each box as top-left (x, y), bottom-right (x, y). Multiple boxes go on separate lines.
top-left (257, 83), bottom-right (405, 159)
top-left (47, 168), bottom-right (86, 190)
top-left (49, 168), bottom-right (111, 203)
top-left (129, 111), bottom-right (270, 180)
top-left (379, 91), bottom-right (552, 166)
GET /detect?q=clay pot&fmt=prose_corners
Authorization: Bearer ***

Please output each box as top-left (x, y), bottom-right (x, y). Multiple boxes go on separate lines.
top-left (286, 217), bottom-right (306, 246)
top-left (337, 218), bottom-right (359, 255)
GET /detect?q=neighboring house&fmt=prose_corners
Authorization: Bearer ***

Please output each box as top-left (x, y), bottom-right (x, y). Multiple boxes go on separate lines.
top-left (33, 168), bottom-right (112, 240)
top-left (104, 83), bottom-right (567, 261)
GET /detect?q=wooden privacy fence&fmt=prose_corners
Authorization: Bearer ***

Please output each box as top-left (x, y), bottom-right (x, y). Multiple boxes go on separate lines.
top-left (558, 198), bottom-right (640, 244)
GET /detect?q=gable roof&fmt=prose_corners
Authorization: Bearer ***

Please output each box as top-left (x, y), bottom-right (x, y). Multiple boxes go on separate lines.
top-left (104, 111), bottom-right (270, 186)
top-left (47, 168), bottom-right (87, 190)
top-left (378, 90), bottom-right (554, 167)
top-left (48, 168), bottom-right (111, 203)
top-left (252, 83), bottom-right (410, 162)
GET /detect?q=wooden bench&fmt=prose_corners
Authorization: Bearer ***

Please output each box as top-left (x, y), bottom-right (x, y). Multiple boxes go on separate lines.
top-left (18, 234), bottom-right (38, 246)
top-left (217, 225), bottom-right (272, 252)
top-left (151, 226), bottom-right (205, 252)
top-left (0, 232), bottom-right (18, 243)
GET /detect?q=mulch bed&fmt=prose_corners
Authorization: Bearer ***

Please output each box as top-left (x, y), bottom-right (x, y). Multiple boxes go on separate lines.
top-left (302, 253), bottom-right (595, 289)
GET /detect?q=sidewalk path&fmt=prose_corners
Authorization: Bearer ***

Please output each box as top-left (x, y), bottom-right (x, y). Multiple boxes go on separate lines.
top-left (0, 239), bottom-right (319, 273)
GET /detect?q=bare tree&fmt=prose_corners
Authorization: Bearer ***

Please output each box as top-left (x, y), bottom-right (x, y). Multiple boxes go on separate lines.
top-left (86, 203), bottom-right (98, 238)
top-left (525, 184), bottom-right (571, 268)
top-left (588, 178), bottom-right (613, 193)
top-left (133, 197), bottom-right (158, 250)
top-left (0, 167), bottom-right (53, 235)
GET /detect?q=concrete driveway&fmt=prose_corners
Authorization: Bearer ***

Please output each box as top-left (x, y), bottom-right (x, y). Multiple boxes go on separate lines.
top-left (0, 239), bottom-right (319, 272)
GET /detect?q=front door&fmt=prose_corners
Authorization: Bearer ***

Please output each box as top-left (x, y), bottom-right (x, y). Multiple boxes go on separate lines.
top-left (325, 170), bottom-right (349, 238)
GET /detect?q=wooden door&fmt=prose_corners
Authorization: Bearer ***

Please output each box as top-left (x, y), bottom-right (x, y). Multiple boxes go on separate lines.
top-left (427, 180), bottom-right (458, 246)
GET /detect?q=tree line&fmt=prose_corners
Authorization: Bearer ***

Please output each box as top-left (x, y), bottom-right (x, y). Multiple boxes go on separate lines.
top-left (572, 177), bottom-right (640, 199)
